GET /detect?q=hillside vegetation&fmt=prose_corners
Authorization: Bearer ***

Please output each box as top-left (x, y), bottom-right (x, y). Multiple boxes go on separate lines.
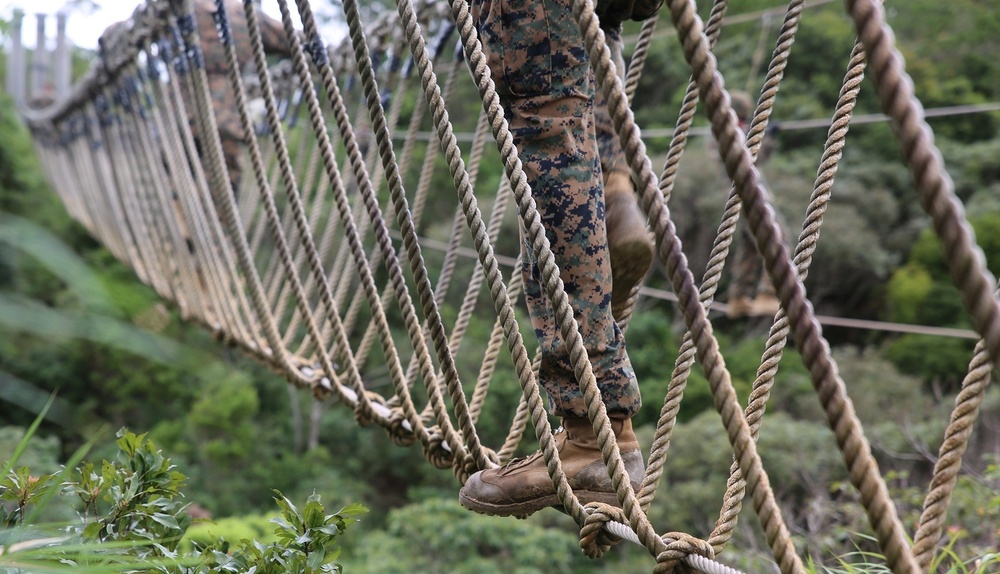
top-left (1, 1), bottom-right (998, 571)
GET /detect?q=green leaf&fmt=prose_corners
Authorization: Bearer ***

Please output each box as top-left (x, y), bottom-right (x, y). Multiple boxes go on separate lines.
top-left (270, 516), bottom-right (298, 540)
top-left (150, 513), bottom-right (180, 530)
top-left (0, 212), bottom-right (118, 314)
top-left (303, 499), bottom-right (324, 529)
top-left (271, 490), bottom-right (297, 516)
top-left (336, 503), bottom-right (368, 517)
top-left (314, 524), bottom-right (341, 536)
top-left (82, 520), bottom-right (103, 540)
top-left (306, 546), bottom-right (327, 569)
top-left (24, 435), bottom-right (96, 524)
top-left (294, 533), bottom-right (314, 545)
top-left (0, 394), bottom-right (55, 478)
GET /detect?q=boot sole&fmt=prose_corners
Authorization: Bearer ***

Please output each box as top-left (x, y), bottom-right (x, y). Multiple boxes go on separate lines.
top-left (459, 489), bottom-right (623, 519)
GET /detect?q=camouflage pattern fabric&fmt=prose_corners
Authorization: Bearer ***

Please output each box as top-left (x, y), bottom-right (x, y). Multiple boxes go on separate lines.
top-left (472, 0), bottom-right (641, 419)
top-left (592, 28), bottom-right (627, 178)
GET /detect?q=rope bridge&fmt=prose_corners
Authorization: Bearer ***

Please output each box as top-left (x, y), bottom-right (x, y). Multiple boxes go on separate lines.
top-left (18, 0), bottom-right (999, 571)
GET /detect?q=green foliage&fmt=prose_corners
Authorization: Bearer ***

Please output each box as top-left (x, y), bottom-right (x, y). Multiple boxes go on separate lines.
top-left (881, 212), bottom-right (999, 387)
top-left (185, 512), bottom-right (281, 547)
top-left (905, 210), bottom-right (1000, 286)
top-left (0, 427), bottom-right (61, 476)
top-left (885, 334), bottom-right (975, 387)
top-left (343, 498), bottom-right (602, 574)
top-left (3, 3), bottom-right (1000, 572)
top-left (818, 530), bottom-right (1000, 574)
top-left (1, 425), bottom-right (366, 573)
top-left (188, 375), bottom-right (260, 463)
top-left (886, 263), bottom-right (934, 324)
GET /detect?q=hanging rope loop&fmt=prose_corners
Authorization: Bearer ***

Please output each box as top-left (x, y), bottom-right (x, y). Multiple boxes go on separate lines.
top-left (425, 428), bottom-right (455, 470)
top-left (17, 0), bottom-right (996, 571)
top-left (354, 390), bottom-right (389, 427)
top-left (387, 410), bottom-right (418, 447)
top-left (579, 502), bottom-right (628, 558)
top-left (653, 533), bottom-right (715, 574)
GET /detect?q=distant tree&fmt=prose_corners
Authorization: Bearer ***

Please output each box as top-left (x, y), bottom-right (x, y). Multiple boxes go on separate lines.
top-left (343, 498), bottom-right (606, 574)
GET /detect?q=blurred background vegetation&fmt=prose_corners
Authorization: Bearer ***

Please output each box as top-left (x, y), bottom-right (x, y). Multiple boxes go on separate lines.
top-left (1, 0), bottom-right (999, 572)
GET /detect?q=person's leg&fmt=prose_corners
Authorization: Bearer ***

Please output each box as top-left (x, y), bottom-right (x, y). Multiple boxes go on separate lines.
top-left (748, 172), bottom-right (785, 315)
top-left (485, 0), bottom-right (639, 422)
top-left (728, 178), bottom-right (783, 318)
top-left (460, 0), bottom-right (642, 518)
top-left (593, 27), bottom-right (654, 322)
top-left (727, 220), bottom-right (762, 317)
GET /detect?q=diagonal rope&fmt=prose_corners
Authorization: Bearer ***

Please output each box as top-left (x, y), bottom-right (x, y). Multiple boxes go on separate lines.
top-left (711, 36), bottom-right (868, 552)
top-left (21, 0), bottom-right (999, 571)
top-left (292, 0), bottom-right (479, 469)
top-left (665, 0), bottom-right (918, 570)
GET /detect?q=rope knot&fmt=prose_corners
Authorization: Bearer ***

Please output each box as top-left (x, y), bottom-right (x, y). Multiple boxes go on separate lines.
top-left (579, 502), bottom-right (628, 558)
top-left (309, 376), bottom-right (334, 402)
top-left (353, 390), bottom-right (387, 427)
top-left (454, 453), bottom-right (475, 484)
top-left (386, 410), bottom-right (417, 447)
top-left (424, 427), bottom-right (454, 470)
top-left (653, 532), bottom-right (715, 574)
top-left (455, 447), bottom-right (498, 484)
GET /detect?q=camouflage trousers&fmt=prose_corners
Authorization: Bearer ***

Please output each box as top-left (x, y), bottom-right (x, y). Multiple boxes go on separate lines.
top-left (210, 74), bottom-right (247, 195)
top-left (191, 134), bottom-right (244, 198)
top-left (473, 0), bottom-right (640, 419)
top-left (219, 136), bottom-right (245, 194)
top-left (593, 28), bottom-right (627, 177)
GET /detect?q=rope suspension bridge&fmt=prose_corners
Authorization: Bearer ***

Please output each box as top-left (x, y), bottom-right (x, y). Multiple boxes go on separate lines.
top-left (10, 0), bottom-right (999, 572)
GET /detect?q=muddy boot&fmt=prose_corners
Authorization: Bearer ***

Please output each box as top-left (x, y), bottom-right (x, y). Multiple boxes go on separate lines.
top-left (605, 170), bottom-right (654, 319)
top-left (749, 292), bottom-right (780, 316)
top-left (726, 295), bottom-right (754, 319)
top-left (459, 417), bottom-right (644, 518)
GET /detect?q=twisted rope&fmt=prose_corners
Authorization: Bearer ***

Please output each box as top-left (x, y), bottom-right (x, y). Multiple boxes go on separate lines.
top-left (22, 0), bottom-right (998, 572)
top-left (704, 0), bottom-right (808, 551)
top-left (711, 35), bottom-right (868, 552)
top-left (666, 0), bottom-right (919, 570)
top-left (295, 0), bottom-right (480, 468)
top-left (912, 334), bottom-right (996, 568)
top-left (339, 0), bottom-right (493, 473)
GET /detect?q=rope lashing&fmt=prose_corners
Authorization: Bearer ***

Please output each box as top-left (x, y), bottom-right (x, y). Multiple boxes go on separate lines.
top-left (20, 0), bottom-right (998, 572)
top-left (652, 533), bottom-right (717, 574)
top-left (579, 502), bottom-right (630, 559)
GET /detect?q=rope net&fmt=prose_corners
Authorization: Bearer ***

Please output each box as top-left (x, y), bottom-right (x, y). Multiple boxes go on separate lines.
top-left (20, 0), bottom-right (999, 572)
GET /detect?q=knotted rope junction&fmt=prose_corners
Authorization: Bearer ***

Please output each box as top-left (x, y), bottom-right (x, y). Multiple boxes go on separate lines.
top-left (20, 0), bottom-right (999, 572)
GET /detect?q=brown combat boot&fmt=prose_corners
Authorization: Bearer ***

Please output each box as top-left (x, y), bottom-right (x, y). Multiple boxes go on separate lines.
top-left (459, 417), bottom-right (644, 518)
top-left (726, 295), bottom-right (754, 318)
top-left (605, 170), bottom-right (655, 319)
top-left (749, 292), bottom-right (781, 316)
